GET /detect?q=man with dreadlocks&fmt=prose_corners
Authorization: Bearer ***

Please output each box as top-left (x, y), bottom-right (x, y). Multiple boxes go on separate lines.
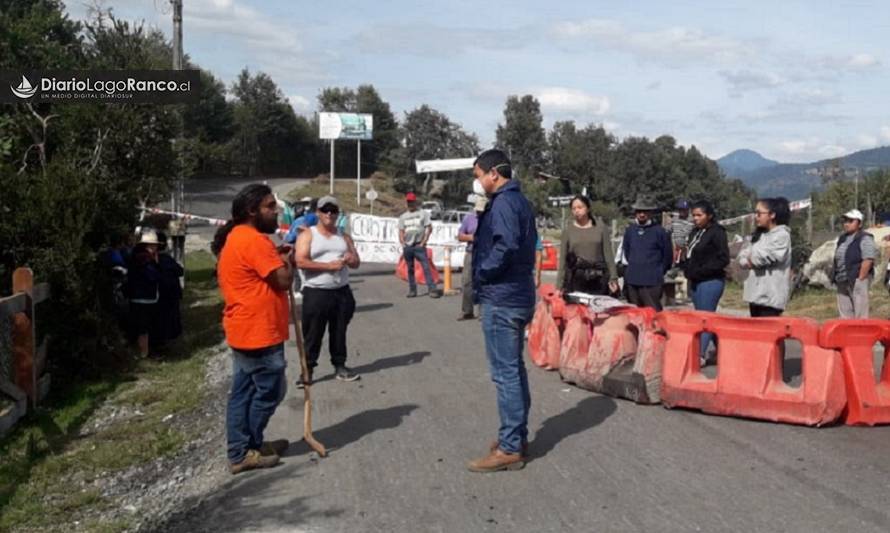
top-left (212, 183), bottom-right (293, 474)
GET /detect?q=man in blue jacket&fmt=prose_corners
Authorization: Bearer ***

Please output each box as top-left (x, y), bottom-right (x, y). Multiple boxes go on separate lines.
top-left (622, 195), bottom-right (672, 311)
top-left (468, 149), bottom-right (537, 473)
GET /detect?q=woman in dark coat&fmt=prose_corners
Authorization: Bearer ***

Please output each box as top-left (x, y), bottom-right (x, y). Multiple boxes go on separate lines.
top-left (152, 232), bottom-right (184, 346)
top-left (127, 231), bottom-right (162, 358)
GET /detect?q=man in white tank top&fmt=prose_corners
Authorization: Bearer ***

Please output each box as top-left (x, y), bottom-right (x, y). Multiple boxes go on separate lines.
top-left (294, 196), bottom-right (362, 383)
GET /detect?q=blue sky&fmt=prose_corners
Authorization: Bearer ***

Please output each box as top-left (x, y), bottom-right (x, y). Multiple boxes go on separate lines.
top-left (68, 0), bottom-right (890, 163)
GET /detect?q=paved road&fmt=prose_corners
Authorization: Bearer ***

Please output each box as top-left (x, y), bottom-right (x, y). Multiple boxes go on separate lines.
top-left (180, 177), bottom-right (304, 223)
top-left (163, 262), bottom-right (890, 533)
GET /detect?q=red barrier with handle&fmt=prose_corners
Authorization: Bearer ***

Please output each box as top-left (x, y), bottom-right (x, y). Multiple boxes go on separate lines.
top-left (658, 310), bottom-right (846, 426)
top-left (395, 247), bottom-right (440, 285)
top-left (540, 241), bottom-right (558, 271)
top-left (600, 307), bottom-right (665, 404)
top-left (558, 306), bottom-right (664, 404)
top-left (528, 284), bottom-right (564, 370)
top-left (557, 304), bottom-right (593, 384)
top-left (819, 320), bottom-right (890, 426)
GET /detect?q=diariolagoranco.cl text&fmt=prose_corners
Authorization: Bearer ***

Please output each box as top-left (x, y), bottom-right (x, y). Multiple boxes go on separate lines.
top-left (41, 77), bottom-right (192, 94)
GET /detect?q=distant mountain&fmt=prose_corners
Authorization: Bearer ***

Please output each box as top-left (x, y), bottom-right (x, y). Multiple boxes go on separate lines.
top-left (719, 146), bottom-right (890, 199)
top-left (717, 149), bottom-right (778, 176)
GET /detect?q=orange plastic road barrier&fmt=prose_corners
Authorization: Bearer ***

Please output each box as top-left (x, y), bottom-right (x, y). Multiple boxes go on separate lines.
top-left (557, 304), bottom-right (593, 383)
top-left (659, 311), bottom-right (846, 426)
top-left (540, 241), bottom-right (558, 271)
top-left (558, 306), bottom-right (664, 404)
top-left (395, 248), bottom-right (441, 285)
top-left (819, 320), bottom-right (890, 426)
top-left (528, 284), bottom-right (565, 370)
top-left (600, 307), bottom-right (665, 404)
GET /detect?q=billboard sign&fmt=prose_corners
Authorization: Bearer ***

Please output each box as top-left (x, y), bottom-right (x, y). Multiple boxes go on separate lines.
top-left (319, 112), bottom-right (373, 140)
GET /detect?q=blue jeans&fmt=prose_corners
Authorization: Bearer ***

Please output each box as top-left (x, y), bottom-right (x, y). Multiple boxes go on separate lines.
top-left (690, 279), bottom-right (725, 357)
top-left (403, 245), bottom-right (436, 291)
top-left (226, 343), bottom-right (287, 463)
top-left (481, 303), bottom-right (535, 454)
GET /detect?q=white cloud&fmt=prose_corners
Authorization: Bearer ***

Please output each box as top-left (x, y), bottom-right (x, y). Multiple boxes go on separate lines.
top-left (287, 94), bottom-right (312, 114)
top-left (185, 0), bottom-right (302, 55)
top-left (551, 19), bottom-right (753, 66)
top-left (819, 144), bottom-right (848, 157)
top-left (534, 87), bottom-right (610, 116)
top-left (719, 70), bottom-right (783, 97)
top-left (353, 24), bottom-right (526, 57)
top-left (881, 126), bottom-right (890, 143)
top-left (776, 138), bottom-right (848, 161)
top-left (842, 53), bottom-right (881, 69)
top-left (856, 134), bottom-right (879, 149)
top-left (848, 53), bottom-right (880, 68)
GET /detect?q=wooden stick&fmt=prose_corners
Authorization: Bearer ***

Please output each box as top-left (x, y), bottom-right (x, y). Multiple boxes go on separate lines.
top-left (287, 289), bottom-right (327, 457)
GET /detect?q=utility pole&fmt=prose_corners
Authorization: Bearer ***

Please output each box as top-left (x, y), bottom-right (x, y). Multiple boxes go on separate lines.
top-left (170, 0), bottom-right (186, 264)
top-left (172, 0), bottom-right (183, 70)
top-left (854, 169), bottom-right (859, 209)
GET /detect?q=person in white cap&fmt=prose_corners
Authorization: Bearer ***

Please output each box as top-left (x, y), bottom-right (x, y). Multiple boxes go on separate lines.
top-left (295, 195), bottom-right (362, 383)
top-left (126, 230), bottom-right (161, 358)
top-left (832, 209), bottom-right (876, 318)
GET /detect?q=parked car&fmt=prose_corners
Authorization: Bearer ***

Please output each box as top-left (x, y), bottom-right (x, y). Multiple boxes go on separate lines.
top-left (421, 200), bottom-right (443, 220)
top-left (442, 209), bottom-right (471, 224)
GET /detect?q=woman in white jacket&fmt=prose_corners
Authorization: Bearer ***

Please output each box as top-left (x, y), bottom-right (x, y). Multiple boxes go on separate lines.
top-left (738, 197), bottom-right (792, 317)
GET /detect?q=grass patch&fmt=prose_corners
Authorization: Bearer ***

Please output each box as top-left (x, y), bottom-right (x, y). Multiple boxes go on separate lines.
top-left (719, 278), bottom-right (890, 320)
top-left (286, 177), bottom-right (407, 218)
top-left (0, 250), bottom-right (223, 532)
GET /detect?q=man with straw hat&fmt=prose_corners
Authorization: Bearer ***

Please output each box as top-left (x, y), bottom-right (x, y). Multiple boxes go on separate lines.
top-left (621, 194), bottom-right (673, 311)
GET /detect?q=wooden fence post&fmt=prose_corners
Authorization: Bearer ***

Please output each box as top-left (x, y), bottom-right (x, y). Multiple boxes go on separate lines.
top-left (11, 268), bottom-right (36, 408)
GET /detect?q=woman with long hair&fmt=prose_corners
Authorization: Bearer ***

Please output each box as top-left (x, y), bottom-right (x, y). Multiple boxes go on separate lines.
top-left (738, 197), bottom-right (792, 317)
top-left (557, 195), bottom-right (618, 296)
top-left (681, 200), bottom-right (729, 365)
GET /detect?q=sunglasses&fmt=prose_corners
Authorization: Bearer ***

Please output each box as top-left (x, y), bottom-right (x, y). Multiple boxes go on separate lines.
top-left (319, 206), bottom-right (339, 214)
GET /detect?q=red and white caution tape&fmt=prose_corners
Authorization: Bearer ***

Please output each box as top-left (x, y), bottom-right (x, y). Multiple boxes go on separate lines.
top-left (139, 206), bottom-right (291, 236)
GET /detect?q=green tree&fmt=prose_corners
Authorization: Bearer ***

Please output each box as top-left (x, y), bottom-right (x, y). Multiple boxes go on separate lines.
top-left (496, 95), bottom-right (546, 177)
top-left (547, 121), bottom-right (615, 197)
top-left (389, 104), bottom-right (480, 197)
top-left (230, 68), bottom-right (317, 177)
top-left (0, 7), bottom-right (183, 374)
top-left (0, 0), bottom-right (84, 70)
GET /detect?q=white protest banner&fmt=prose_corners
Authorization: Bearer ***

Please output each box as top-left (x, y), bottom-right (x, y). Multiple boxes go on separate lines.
top-left (414, 158), bottom-right (476, 174)
top-left (348, 213), bottom-right (466, 267)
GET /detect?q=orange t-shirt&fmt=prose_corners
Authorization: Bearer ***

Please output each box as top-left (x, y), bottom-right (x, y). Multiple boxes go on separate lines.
top-left (217, 224), bottom-right (289, 350)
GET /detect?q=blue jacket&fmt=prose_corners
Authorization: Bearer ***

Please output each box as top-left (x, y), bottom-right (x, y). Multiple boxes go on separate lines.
top-left (472, 180), bottom-right (537, 308)
top-left (622, 221), bottom-right (672, 286)
top-left (283, 213), bottom-right (319, 244)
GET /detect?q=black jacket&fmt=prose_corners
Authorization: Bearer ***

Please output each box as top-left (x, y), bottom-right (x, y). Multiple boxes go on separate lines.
top-left (682, 223), bottom-right (729, 283)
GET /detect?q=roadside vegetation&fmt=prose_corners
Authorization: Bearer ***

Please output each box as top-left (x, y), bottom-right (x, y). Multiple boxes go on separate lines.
top-left (0, 252), bottom-right (221, 533)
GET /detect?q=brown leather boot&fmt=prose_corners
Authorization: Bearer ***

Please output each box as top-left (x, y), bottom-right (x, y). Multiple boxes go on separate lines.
top-left (259, 439), bottom-right (289, 456)
top-left (230, 449), bottom-right (280, 475)
top-left (467, 448), bottom-right (525, 473)
top-left (489, 439), bottom-right (529, 458)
